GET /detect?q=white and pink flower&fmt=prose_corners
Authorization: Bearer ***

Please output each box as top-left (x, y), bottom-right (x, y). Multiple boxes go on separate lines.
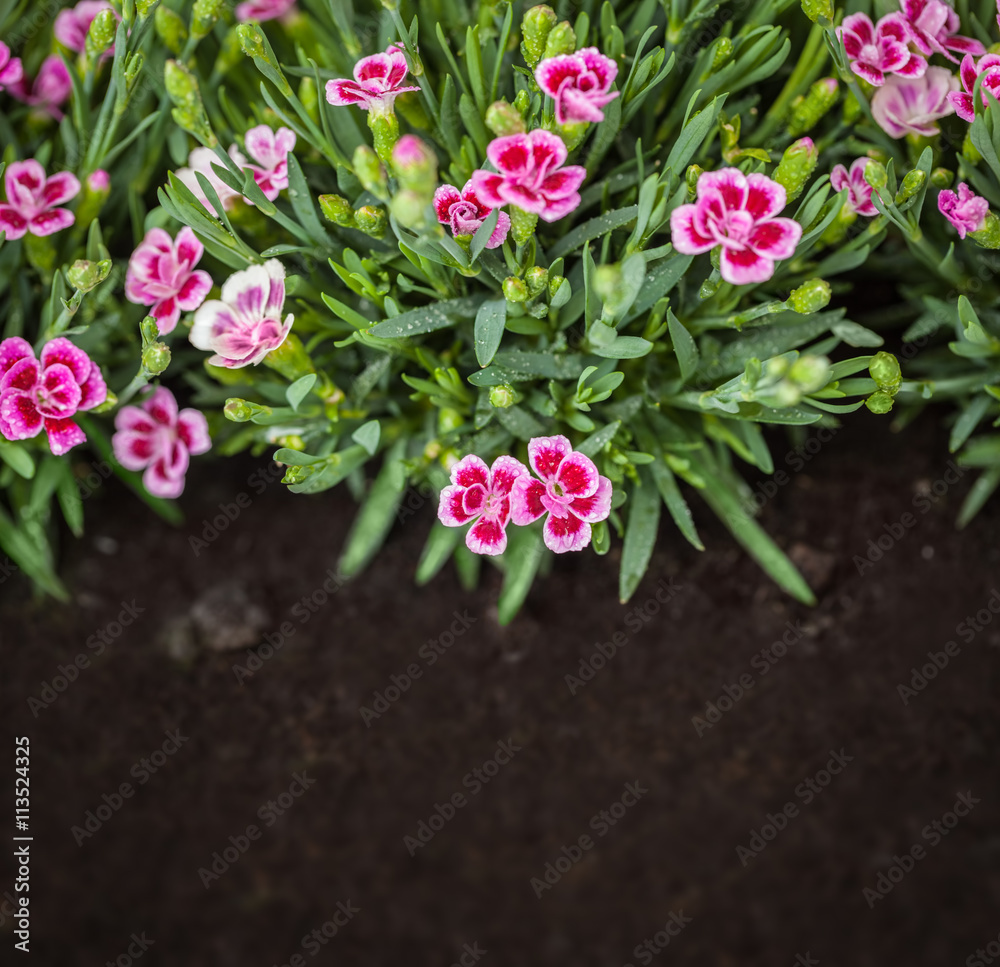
top-left (899, 0), bottom-right (984, 62)
top-left (873, 67), bottom-right (958, 137)
top-left (175, 146), bottom-right (241, 216)
top-left (0, 41), bottom-right (23, 91)
top-left (9, 56), bottom-right (72, 120)
top-left (438, 454), bottom-right (528, 555)
top-left (0, 337), bottom-right (106, 455)
top-left (469, 130), bottom-right (587, 223)
top-left (938, 183), bottom-right (989, 238)
top-left (837, 13), bottom-right (925, 87)
top-left (669, 168), bottom-right (802, 286)
top-left (54, 1), bottom-right (117, 55)
top-left (112, 387), bottom-right (211, 499)
top-left (0, 160), bottom-right (80, 240)
top-left (240, 125), bottom-right (296, 201)
top-left (189, 260), bottom-right (293, 369)
top-left (235, 0), bottom-right (296, 21)
top-left (125, 227), bottom-right (214, 335)
top-left (535, 47), bottom-right (619, 125)
top-left (949, 53), bottom-right (1000, 123)
top-left (325, 45), bottom-right (419, 115)
top-left (830, 158), bottom-right (880, 217)
top-left (433, 181), bottom-right (510, 247)
top-left (510, 436), bottom-right (613, 554)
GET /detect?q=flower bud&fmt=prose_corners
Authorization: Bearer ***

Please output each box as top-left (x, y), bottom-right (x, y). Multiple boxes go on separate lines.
top-left (155, 5), bottom-right (188, 55)
top-left (67, 258), bottom-right (112, 292)
top-left (864, 159), bottom-right (888, 191)
top-left (868, 351), bottom-right (901, 394)
top-left (86, 8), bottom-right (117, 64)
top-left (352, 145), bottom-right (388, 198)
top-left (354, 205), bottom-right (387, 237)
top-left (787, 78), bottom-right (839, 137)
top-left (124, 51), bottom-right (144, 91)
top-left (319, 193), bottom-right (355, 227)
top-left (771, 137), bottom-right (817, 202)
top-left (962, 129), bottom-right (983, 165)
top-left (685, 164), bottom-right (704, 197)
top-left (509, 206), bottom-right (538, 245)
top-left (75, 170), bottom-right (111, 228)
top-left (895, 168), bottom-right (925, 205)
top-left (521, 5), bottom-right (558, 69)
top-left (136, 0), bottom-right (157, 17)
top-left (489, 384), bottom-right (518, 408)
top-left (513, 89), bottom-right (531, 116)
top-left (141, 342), bottom-right (171, 377)
top-left (369, 112), bottom-right (400, 164)
top-left (525, 265), bottom-right (549, 296)
top-left (299, 76), bottom-right (318, 122)
top-left (712, 37), bottom-right (733, 70)
top-left (264, 334), bottom-right (315, 381)
top-left (236, 23), bottom-right (291, 95)
top-left (543, 21), bottom-right (576, 59)
top-left (88, 169), bottom-right (110, 194)
top-left (800, 0), bottom-right (834, 23)
top-left (788, 354), bottom-right (829, 393)
top-left (225, 398), bottom-right (271, 422)
top-left (969, 210), bottom-right (1000, 249)
top-left (931, 167), bottom-right (954, 189)
top-left (392, 135), bottom-right (437, 193)
top-left (164, 60), bottom-right (216, 146)
top-left (865, 391), bottom-right (894, 414)
top-left (190, 0), bottom-right (224, 41)
top-left (486, 100), bottom-right (527, 137)
top-left (390, 189), bottom-right (431, 230)
top-left (548, 274), bottom-right (567, 299)
top-left (503, 276), bottom-right (528, 302)
top-left (787, 278), bottom-right (831, 314)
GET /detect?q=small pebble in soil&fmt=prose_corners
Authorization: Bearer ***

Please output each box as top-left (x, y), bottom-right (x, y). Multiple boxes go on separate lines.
top-left (921, 545), bottom-right (934, 559)
top-left (93, 536), bottom-right (119, 555)
top-left (190, 581), bottom-right (271, 652)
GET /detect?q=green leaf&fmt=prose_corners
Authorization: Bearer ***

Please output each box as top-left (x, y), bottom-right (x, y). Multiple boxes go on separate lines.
top-left (369, 295), bottom-right (481, 337)
top-left (547, 206), bottom-right (639, 260)
top-left (470, 208), bottom-right (499, 262)
top-left (56, 463), bottom-right (84, 538)
top-left (0, 504), bottom-right (67, 600)
top-left (0, 442), bottom-right (34, 479)
top-left (497, 526), bottom-right (545, 625)
top-left (286, 444), bottom-right (371, 494)
top-left (830, 318), bottom-right (884, 348)
top-left (619, 472), bottom-right (661, 603)
top-left (592, 335), bottom-right (653, 358)
top-left (285, 373), bottom-right (317, 411)
top-left (665, 94), bottom-right (726, 175)
top-left (474, 297), bottom-right (506, 368)
top-left (950, 395), bottom-right (992, 453)
top-left (352, 420), bottom-right (381, 455)
top-left (668, 310), bottom-right (699, 382)
top-left (957, 466), bottom-right (1000, 529)
top-left (416, 521), bottom-right (463, 585)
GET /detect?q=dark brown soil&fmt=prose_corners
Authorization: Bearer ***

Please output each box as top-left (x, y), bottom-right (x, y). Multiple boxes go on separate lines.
top-left (3, 413), bottom-right (1000, 967)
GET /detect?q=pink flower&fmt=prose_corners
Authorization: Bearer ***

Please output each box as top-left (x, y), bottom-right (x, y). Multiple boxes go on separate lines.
top-left (325, 45), bottom-right (419, 115)
top-left (235, 0), bottom-right (296, 21)
top-left (669, 168), bottom-right (802, 286)
top-left (535, 47), bottom-right (619, 125)
top-left (830, 158), bottom-right (879, 217)
top-left (433, 181), bottom-right (511, 247)
top-left (469, 130), bottom-right (587, 223)
top-left (837, 13), bottom-right (926, 87)
top-left (510, 436), bottom-right (612, 554)
top-left (113, 387), bottom-right (211, 499)
top-left (189, 260), bottom-right (293, 369)
top-left (0, 337), bottom-right (106, 456)
top-left (87, 170), bottom-right (110, 193)
top-left (175, 147), bottom-right (241, 216)
top-left (241, 125), bottom-right (296, 201)
top-left (873, 67), bottom-right (958, 137)
top-left (938, 183), bottom-right (989, 238)
top-left (438, 454), bottom-right (528, 555)
top-left (54, 1), bottom-right (117, 55)
top-left (0, 41), bottom-right (23, 91)
top-left (899, 0), bottom-right (984, 62)
top-left (125, 228), bottom-right (214, 335)
top-left (9, 56), bottom-right (73, 121)
top-left (0, 160), bottom-right (80, 240)
top-left (948, 53), bottom-right (1000, 123)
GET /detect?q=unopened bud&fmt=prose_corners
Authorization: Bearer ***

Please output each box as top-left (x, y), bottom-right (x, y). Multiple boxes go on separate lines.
top-left (236, 23), bottom-right (291, 95)
top-left (298, 76), bottom-right (318, 121)
top-left (970, 210), bottom-right (1000, 248)
top-left (712, 37), bottom-right (733, 69)
top-left (141, 342), bottom-right (171, 377)
top-left (543, 21), bottom-right (576, 59)
top-left (865, 391), bottom-right (895, 414)
top-left (489, 384), bottom-right (518, 408)
top-left (787, 78), bottom-right (838, 137)
top-left (87, 169), bottom-right (110, 193)
top-left (369, 112), bottom-right (400, 163)
top-left (190, 0), bottom-right (224, 41)
top-left (864, 159), bottom-right (888, 191)
top-left (895, 168), bottom-right (926, 205)
top-left (962, 129), bottom-right (983, 165)
top-left (503, 276), bottom-right (528, 302)
top-left (931, 167), bottom-right (954, 189)
top-left (686, 164), bottom-right (704, 196)
top-left (354, 205), bottom-right (387, 237)
top-left (353, 145), bottom-right (388, 198)
top-left (319, 193), bottom-right (355, 227)
top-left (787, 278), bottom-right (830, 314)
top-left (513, 89), bottom-right (531, 115)
top-left (164, 60), bottom-right (216, 146)
top-left (525, 265), bottom-right (549, 296)
top-left (224, 398), bottom-right (270, 422)
top-left (521, 5), bottom-right (558, 69)
top-left (392, 135), bottom-right (437, 192)
top-left (389, 189), bottom-right (432, 230)
top-left (136, 0), bottom-right (157, 16)
top-left (155, 5), bottom-right (188, 55)
top-left (486, 100), bottom-right (526, 137)
top-left (548, 274), bottom-right (567, 299)
top-left (67, 258), bottom-right (112, 292)
top-left (800, 0), bottom-right (834, 22)
top-left (85, 8), bottom-right (116, 64)
top-left (772, 137), bottom-right (818, 202)
top-left (788, 354), bottom-right (829, 393)
top-left (869, 351), bottom-right (901, 394)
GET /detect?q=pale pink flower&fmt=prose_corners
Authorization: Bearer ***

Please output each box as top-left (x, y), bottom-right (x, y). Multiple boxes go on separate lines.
top-left (938, 183), bottom-right (989, 238)
top-left (899, 0), bottom-right (984, 62)
top-left (87, 170), bottom-right (110, 193)
top-left (438, 454), bottom-right (528, 555)
top-left (240, 125), bottom-right (296, 200)
top-left (113, 387), bottom-right (211, 499)
top-left (175, 146), bottom-right (241, 216)
top-left (189, 260), bottom-right (293, 369)
top-left (469, 130), bottom-right (587, 222)
top-left (948, 53), bottom-right (1000, 123)
top-left (510, 436), bottom-right (613, 554)
top-left (0, 160), bottom-right (80, 240)
top-left (235, 0), bottom-right (297, 21)
top-left (535, 47), bottom-right (619, 125)
top-left (125, 228), bottom-right (214, 335)
top-left (433, 181), bottom-right (510, 247)
top-left (0, 41), bottom-right (23, 91)
top-left (669, 168), bottom-right (802, 286)
top-left (325, 45), bottom-right (419, 115)
top-left (0, 337), bottom-right (106, 455)
top-left (54, 1), bottom-right (117, 55)
top-left (9, 56), bottom-right (72, 120)
top-left (873, 67), bottom-right (958, 137)
top-left (837, 13), bottom-right (926, 86)
top-left (830, 158), bottom-right (880, 217)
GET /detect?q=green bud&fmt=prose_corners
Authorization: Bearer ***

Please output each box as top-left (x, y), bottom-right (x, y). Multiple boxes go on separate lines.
top-left (370, 112), bottom-right (401, 165)
top-left (224, 398), bottom-right (271, 422)
top-left (503, 276), bottom-right (528, 302)
top-left (548, 274), bottom-right (567, 299)
top-left (969, 210), bottom-right (1000, 249)
top-left (124, 51), bottom-right (144, 91)
top-left (299, 76), bottom-right (319, 122)
top-left (85, 8), bottom-right (116, 64)
top-left (894, 168), bottom-right (925, 205)
top-left (438, 407), bottom-right (464, 434)
top-left (155, 6), bottom-right (188, 55)
top-left (190, 0), bottom-right (224, 41)
top-left (164, 60), bottom-right (216, 146)
top-left (865, 391), bottom-right (895, 414)
top-left (489, 384), bottom-right (518, 408)
top-left (685, 164), bottom-right (704, 197)
top-left (772, 137), bottom-right (818, 202)
top-left (712, 37), bottom-right (733, 70)
top-left (354, 205), bottom-right (387, 237)
top-left (788, 278), bottom-right (831, 314)
top-left (67, 258), bottom-right (112, 292)
top-left (800, 0), bottom-right (834, 23)
top-left (543, 21), bottom-right (576, 59)
top-left (214, 25), bottom-right (244, 77)
top-left (863, 159), bottom-right (888, 191)
top-left (787, 78), bottom-right (839, 137)
top-left (509, 206), bottom-right (538, 245)
top-left (319, 194), bottom-right (355, 227)
top-left (842, 91), bottom-right (863, 126)
top-left (135, 0), bottom-right (157, 17)
top-left (389, 189), bottom-right (431, 230)
top-left (513, 89), bottom-right (531, 116)
top-left (962, 129), bottom-right (982, 165)
top-left (281, 465), bottom-right (311, 485)
top-left (392, 135), bottom-right (437, 193)
top-left (699, 276), bottom-right (720, 299)
top-left (264, 334), bottom-right (315, 382)
top-left (788, 354), bottom-right (830, 393)
top-left (931, 167), bottom-right (954, 189)
top-left (869, 351), bottom-right (902, 395)
top-left (236, 23), bottom-right (291, 95)
top-left (520, 5), bottom-right (558, 69)
top-left (485, 100), bottom-right (527, 137)
top-left (141, 342), bottom-right (172, 377)
top-left (525, 265), bottom-right (549, 297)
top-left (352, 145), bottom-right (388, 198)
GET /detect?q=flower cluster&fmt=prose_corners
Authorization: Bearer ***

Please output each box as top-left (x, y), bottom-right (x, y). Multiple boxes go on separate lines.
top-left (0, 160), bottom-right (80, 240)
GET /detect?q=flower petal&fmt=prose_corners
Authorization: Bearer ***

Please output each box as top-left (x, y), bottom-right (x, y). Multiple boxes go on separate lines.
top-left (555, 451), bottom-right (600, 498)
top-left (43, 417), bottom-right (85, 455)
top-left (747, 217), bottom-right (802, 259)
top-left (744, 173), bottom-right (787, 220)
top-left (467, 516), bottom-right (508, 555)
top-left (451, 453), bottom-right (489, 489)
top-left (527, 434), bottom-right (572, 481)
top-left (569, 476), bottom-right (613, 523)
top-left (510, 476), bottom-right (546, 525)
top-left (489, 455), bottom-right (528, 496)
top-left (29, 208), bottom-right (75, 236)
top-left (0, 392), bottom-right (42, 440)
top-left (41, 337), bottom-right (91, 384)
top-left (543, 511), bottom-right (591, 553)
top-left (669, 204), bottom-right (716, 254)
top-left (178, 409), bottom-right (212, 455)
top-left (719, 247), bottom-right (775, 286)
top-left (438, 484), bottom-right (475, 526)
top-left (0, 338), bottom-right (34, 379)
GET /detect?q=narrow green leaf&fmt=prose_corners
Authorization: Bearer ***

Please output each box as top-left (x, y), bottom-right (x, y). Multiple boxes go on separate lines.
top-left (286, 373), bottom-right (317, 411)
top-left (352, 420), bottom-right (381, 455)
top-left (416, 521), bottom-right (463, 585)
top-left (474, 297), bottom-right (506, 368)
top-left (619, 472), bottom-right (661, 603)
top-left (668, 310), bottom-right (698, 382)
top-left (497, 526), bottom-right (545, 625)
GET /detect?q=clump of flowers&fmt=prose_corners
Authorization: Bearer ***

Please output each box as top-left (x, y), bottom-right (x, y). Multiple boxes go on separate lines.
top-left (830, 158), bottom-right (880, 217)
top-left (838, 13), bottom-right (926, 86)
top-left (871, 68), bottom-right (958, 137)
top-left (948, 53), bottom-right (1000, 122)
top-left (438, 455), bottom-right (528, 555)
top-left (535, 48), bottom-right (619, 124)
top-left (0, 160), bottom-right (80, 239)
top-left (433, 182), bottom-right (510, 248)
top-left (938, 184), bottom-right (988, 238)
top-left (325, 45), bottom-right (419, 114)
